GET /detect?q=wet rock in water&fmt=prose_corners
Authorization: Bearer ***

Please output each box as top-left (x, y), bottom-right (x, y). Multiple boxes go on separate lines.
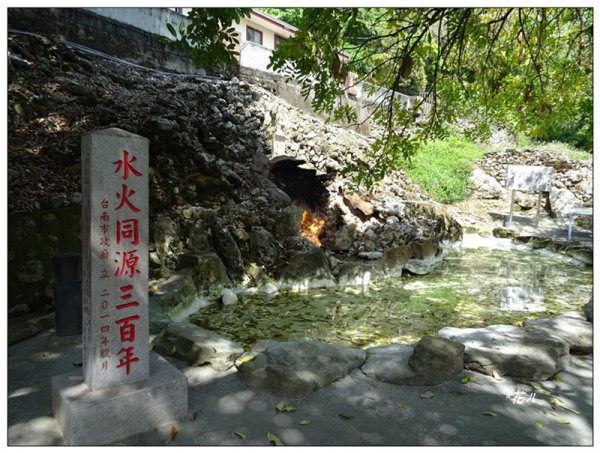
top-left (361, 336), bottom-right (464, 386)
top-left (357, 251), bottom-right (383, 260)
top-left (154, 322), bottom-right (243, 371)
top-left (220, 288), bottom-right (238, 306)
top-left (438, 324), bottom-right (569, 380)
top-left (492, 226), bottom-right (518, 239)
top-left (236, 340), bottom-right (366, 398)
top-left (410, 239), bottom-right (438, 260)
top-left (523, 312), bottom-right (592, 355)
top-left (277, 247), bottom-right (334, 282)
top-left (584, 298), bottom-right (593, 322)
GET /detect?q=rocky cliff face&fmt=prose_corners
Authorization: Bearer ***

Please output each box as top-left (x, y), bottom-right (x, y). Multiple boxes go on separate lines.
top-left (8, 32), bottom-right (461, 323)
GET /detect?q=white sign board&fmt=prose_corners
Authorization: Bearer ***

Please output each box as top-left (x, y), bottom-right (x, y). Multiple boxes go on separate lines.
top-left (506, 165), bottom-right (553, 192)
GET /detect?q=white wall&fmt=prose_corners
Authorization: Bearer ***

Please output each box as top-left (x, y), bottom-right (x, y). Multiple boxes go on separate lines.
top-left (85, 8), bottom-right (190, 39)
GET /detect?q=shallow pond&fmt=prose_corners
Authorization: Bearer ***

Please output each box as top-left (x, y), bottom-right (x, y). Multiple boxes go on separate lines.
top-left (191, 246), bottom-right (593, 349)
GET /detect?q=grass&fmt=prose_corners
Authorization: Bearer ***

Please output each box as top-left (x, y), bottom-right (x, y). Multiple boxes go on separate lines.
top-left (401, 135), bottom-right (485, 204)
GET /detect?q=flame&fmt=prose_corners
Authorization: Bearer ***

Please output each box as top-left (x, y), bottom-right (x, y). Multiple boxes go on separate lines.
top-left (300, 209), bottom-right (325, 247)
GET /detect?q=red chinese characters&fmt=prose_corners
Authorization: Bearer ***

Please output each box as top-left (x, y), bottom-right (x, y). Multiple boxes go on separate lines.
top-left (112, 149), bottom-right (144, 376)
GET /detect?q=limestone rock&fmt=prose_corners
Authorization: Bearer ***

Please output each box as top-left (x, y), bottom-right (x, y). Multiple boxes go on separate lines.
top-left (249, 226), bottom-right (279, 266)
top-left (277, 248), bottom-right (333, 282)
top-left (150, 269), bottom-right (197, 310)
top-left (381, 245), bottom-right (413, 272)
top-left (438, 324), bottom-right (569, 380)
top-left (408, 335), bottom-right (465, 383)
top-left (584, 298), bottom-right (593, 322)
top-left (178, 252), bottom-right (231, 289)
top-left (361, 344), bottom-right (415, 384)
top-left (470, 167), bottom-right (504, 199)
top-left (220, 288), bottom-right (238, 306)
top-left (155, 322), bottom-right (243, 371)
top-left (361, 336), bottom-right (464, 386)
top-left (549, 187), bottom-right (579, 220)
top-left (524, 312), bottom-right (592, 355)
top-left (236, 340), bottom-right (366, 398)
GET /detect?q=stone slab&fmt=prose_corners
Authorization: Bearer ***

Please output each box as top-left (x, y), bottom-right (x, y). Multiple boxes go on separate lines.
top-left (524, 312), bottom-right (593, 355)
top-left (438, 324), bottom-right (569, 380)
top-left (52, 353), bottom-right (187, 445)
top-left (236, 340), bottom-right (366, 399)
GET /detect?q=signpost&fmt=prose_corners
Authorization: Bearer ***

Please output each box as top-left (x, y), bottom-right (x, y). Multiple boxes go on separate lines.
top-left (52, 129), bottom-right (187, 445)
top-left (505, 165), bottom-right (553, 228)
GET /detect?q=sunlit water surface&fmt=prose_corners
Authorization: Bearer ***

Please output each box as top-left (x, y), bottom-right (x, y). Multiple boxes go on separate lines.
top-left (192, 247), bottom-right (592, 349)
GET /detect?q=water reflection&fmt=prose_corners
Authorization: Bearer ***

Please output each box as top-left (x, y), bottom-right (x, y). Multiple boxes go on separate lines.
top-left (498, 258), bottom-right (544, 311)
top-left (500, 287), bottom-right (545, 312)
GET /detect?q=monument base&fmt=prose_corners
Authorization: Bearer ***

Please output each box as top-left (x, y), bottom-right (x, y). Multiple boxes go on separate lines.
top-left (52, 353), bottom-right (188, 445)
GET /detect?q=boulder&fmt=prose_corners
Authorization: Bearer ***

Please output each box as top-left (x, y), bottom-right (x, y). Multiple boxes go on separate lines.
top-left (154, 321), bottom-right (243, 371)
top-left (178, 252), bottom-right (231, 289)
top-left (236, 340), bottom-right (366, 398)
top-left (277, 247), bottom-right (334, 282)
top-left (150, 269), bottom-right (197, 310)
top-left (381, 245), bottom-right (413, 272)
top-left (410, 239), bottom-right (438, 260)
top-left (470, 167), bottom-right (505, 199)
top-left (438, 324), bottom-right (569, 380)
top-left (361, 336), bottom-right (464, 386)
top-left (549, 187), bottom-right (579, 220)
top-left (220, 288), bottom-right (238, 306)
top-left (249, 226), bottom-right (279, 266)
top-left (524, 312), bottom-right (592, 355)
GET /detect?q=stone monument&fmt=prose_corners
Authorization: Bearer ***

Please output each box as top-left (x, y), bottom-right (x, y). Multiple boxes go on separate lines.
top-left (52, 128), bottom-right (187, 445)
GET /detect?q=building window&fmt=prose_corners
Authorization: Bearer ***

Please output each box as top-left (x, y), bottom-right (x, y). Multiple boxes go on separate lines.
top-left (275, 35), bottom-right (286, 48)
top-left (246, 26), bottom-right (263, 45)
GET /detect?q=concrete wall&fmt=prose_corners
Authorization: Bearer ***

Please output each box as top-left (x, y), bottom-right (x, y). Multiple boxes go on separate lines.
top-left (240, 41), bottom-right (275, 73)
top-left (8, 8), bottom-right (202, 74)
top-left (84, 7), bottom-right (191, 40)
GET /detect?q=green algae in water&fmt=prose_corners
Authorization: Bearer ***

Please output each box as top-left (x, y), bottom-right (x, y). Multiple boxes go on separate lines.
top-left (191, 247), bottom-right (592, 349)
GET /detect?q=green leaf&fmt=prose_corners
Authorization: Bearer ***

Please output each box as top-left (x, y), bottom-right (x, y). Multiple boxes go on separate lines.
top-left (299, 420), bottom-right (311, 425)
top-left (276, 401), bottom-right (296, 412)
top-left (266, 432), bottom-right (284, 446)
top-left (170, 345), bottom-right (177, 355)
top-left (166, 22), bottom-right (177, 37)
top-left (450, 390), bottom-right (463, 396)
top-left (460, 376), bottom-right (477, 384)
top-left (234, 432), bottom-right (246, 439)
top-left (482, 411), bottom-right (498, 417)
top-left (179, 21), bottom-right (186, 35)
top-left (535, 422), bottom-right (544, 429)
top-left (554, 418), bottom-right (570, 425)
top-left (238, 356), bottom-right (255, 363)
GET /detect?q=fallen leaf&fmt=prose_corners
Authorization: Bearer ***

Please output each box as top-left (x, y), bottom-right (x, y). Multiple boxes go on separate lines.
top-left (482, 411), bottom-right (498, 417)
top-left (460, 376), bottom-right (477, 384)
top-left (170, 345), bottom-right (177, 355)
top-left (450, 390), bottom-right (463, 396)
top-left (299, 420), bottom-right (311, 425)
top-left (276, 400), bottom-right (295, 412)
top-left (549, 397), bottom-right (580, 414)
top-left (420, 391), bottom-right (434, 399)
top-left (238, 356), bottom-right (255, 363)
top-left (535, 422), bottom-right (544, 429)
top-left (554, 418), bottom-right (570, 425)
top-left (234, 432), bottom-right (246, 439)
top-left (170, 426), bottom-right (178, 441)
top-left (338, 414), bottom-right (354, 421)
top-left (492, 370), bottom-right (502, 381)
top-left (266, 432), bottom-right (284, 446)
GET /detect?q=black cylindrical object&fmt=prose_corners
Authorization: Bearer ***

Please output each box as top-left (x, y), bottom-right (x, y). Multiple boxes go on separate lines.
top-left (53, 252), bottom-right (81, 282)
top-left (52, 253), bottom-right (82, 336)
